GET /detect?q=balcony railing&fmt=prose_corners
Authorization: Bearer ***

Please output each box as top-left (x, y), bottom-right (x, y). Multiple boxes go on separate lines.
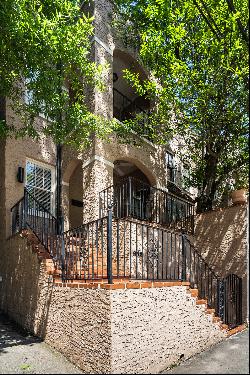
top-left (113, 88), bottom-right (151, 138)
top-left (99, 177), bottom-right (195, 234)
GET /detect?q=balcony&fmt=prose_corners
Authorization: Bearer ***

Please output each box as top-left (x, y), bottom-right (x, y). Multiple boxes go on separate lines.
top-left (113, 88), bottom-right (151, 140)
top-left (99, 177), bottom-right (195, 234)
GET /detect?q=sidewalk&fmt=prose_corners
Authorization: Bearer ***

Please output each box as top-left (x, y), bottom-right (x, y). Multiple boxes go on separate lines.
top-left (161, 328), bottom-right (249, 374)
top-left (0, 311), bottom-right (248, 374)
top-left (0, 313), bottom-right (83, 374)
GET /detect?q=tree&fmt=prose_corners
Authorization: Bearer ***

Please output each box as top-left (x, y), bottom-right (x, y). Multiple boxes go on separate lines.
top-left (113, 0), bottom-right (249, 212)
top-left (0, 0), bottom-right (115, 148)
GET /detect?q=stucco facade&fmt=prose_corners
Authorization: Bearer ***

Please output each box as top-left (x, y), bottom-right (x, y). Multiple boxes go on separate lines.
top-left (194, 203), bottom-right (248, 322)
top-left (0, 1), bottom-right (247, 373)
top-left (0, 233), bottom-right (226, 374)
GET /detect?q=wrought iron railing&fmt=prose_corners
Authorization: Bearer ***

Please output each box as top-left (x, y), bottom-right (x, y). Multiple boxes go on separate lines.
top-left (58, 209), bottom-right (242, 327)
top-left (99, 177), bottom-right (195, 234)
top-left (113, 88), bottom-right (149, 123)
top-left (113, 88), bottom-right (152, 139)
top-left (11, 188), bottom-right (59, 259)
top-left (181, 234), bottom-right (223, 319)
top-left (10, 191), bottom-right (242, 328)
top-left (60, 217), bottom-right (109, 282)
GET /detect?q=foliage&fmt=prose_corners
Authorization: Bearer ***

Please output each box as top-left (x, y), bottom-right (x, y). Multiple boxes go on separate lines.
top-left (0, 0), bottom-right (116, 148)
top-left (113, 0), bottom-right (249, 211)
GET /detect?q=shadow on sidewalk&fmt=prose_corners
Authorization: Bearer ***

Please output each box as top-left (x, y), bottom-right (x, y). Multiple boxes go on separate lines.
top-left (0, 311), bottom-right (42, 354)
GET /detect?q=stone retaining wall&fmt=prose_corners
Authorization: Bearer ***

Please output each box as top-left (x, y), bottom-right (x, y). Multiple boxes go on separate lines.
top-left (0, 234), bottom-right (226, 374)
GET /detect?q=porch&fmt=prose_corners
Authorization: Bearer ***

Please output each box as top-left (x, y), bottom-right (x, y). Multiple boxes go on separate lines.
top-left (11, 187), bottom-right (243, 331)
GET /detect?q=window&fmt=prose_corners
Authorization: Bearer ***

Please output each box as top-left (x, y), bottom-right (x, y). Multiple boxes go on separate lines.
top-left (24, 74), bottom-right (47, 119)
top-left (24, 72), bottom-right (69, 121)
top-left (166, 152), bottom-right (176, 183)
top-left (25, 160), bottom-right (55, 213)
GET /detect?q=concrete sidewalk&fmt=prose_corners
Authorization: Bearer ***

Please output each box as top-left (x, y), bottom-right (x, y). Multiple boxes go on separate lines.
top-left (0, 311), bottom-right (248, 374)
top-left (161, 328), bottom-right (249, 374)
top-left (0, 313), bottom-right (83, 374)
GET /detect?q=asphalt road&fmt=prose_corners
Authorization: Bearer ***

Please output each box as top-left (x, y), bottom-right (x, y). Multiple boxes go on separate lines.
top-left (161, 328), bottom-right (249, 374)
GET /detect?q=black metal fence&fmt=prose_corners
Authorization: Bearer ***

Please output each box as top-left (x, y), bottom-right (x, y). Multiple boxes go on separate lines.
top-left (224, 274), bottom-right (242, 328)
top-left (182, 235), bottom-right (223, 319)
top-left (99, 177), bottom-right (195, 234)
top-left (11, 188), bottom-right (59, 259)
top-left (113, 88), bottom-right (149, 125)
top-left (60, 217), bottom-right (109, 281)
top-left (10, 191), bottom-right (242, 328)
top-left (58, 211), bottom-right (242, 326)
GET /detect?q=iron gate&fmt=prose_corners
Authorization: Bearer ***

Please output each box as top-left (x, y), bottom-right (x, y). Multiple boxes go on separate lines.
top-left (224, 274), bottom-right (242, 329)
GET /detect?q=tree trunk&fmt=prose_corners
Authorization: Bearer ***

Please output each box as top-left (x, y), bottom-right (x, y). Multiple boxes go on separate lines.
top-left (196, 149), bottom-right (219, 213)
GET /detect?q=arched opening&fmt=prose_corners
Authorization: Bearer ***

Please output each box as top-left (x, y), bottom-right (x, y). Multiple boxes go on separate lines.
top-left (113, 160), bottom-right (153, 220)
top-left (113, 160), bottom-right (151, 185)
top-left (68, 161), bottom-right (83, 228)
top-left (113, 49), bottom-right (150, 123)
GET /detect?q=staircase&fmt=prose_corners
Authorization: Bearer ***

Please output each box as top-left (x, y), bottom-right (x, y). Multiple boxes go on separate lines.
top-left (10, 187), bottom-right (243, 330)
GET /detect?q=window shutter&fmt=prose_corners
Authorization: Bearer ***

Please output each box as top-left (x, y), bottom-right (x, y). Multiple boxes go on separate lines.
top-left (26, 160), bottom-right (54, 212)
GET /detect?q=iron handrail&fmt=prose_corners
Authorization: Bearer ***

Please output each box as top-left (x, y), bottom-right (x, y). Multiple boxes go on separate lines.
top-left (99, 176), bottom-right (195, 233)
top-left (113, 87), bottom-right (149, 116)
top-left (184, 235), bottom-right (220, 281)
top-left (10, 197), bottom-right (24, 211)
top-left (24, 188), bottom-right (57, 220)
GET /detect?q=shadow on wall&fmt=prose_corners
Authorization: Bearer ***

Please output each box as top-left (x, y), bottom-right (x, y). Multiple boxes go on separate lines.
top-left (194, 203), bottom-right (247, 278)
top-left (0, 235), bottom-right (53, 339)
top-left (194, 203), bottom-right (248, 321)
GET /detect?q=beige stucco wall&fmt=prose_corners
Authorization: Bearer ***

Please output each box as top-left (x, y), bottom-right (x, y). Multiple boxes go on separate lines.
top-left (0, 234), bottom-right (112, 374)
top-left (0, 234), bottom-right (54, 336)
top-left (0, 233), bottom-right (226, 374)
top-left (194, 203), bottom-right (248, 322)
top-left (110, 287), bottom-right (225, 374)
top-left (45, 287), bottom-right (112, 374)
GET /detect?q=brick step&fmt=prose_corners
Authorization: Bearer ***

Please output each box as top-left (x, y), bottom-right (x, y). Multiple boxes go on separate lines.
top-left (189, 288), bottom-right (198, 297)
top-left (220, 323), bottom-right (229, 330)
top-left (212, 316), bottom-right (221, 323)
top-left (206, 308), bottom-right (215, 315)
top-left (227, 324), bottom-right (247, 337)
top-left (196, 299), bottom-right (207, 306)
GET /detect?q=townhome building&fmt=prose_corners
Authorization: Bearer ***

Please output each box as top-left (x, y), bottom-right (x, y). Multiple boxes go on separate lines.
top-left (0, 1), bottom-right (247, 373)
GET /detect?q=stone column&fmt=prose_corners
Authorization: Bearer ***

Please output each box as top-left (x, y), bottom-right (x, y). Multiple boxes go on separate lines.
top-left (82, 156), bottom-right (114, 223)
top-left (62, 182), bottom-right (70, 231)
top-left (93, 0), bottom-right (114, 118)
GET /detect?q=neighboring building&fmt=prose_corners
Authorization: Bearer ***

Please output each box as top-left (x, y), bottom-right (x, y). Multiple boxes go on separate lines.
top-left (0, 1), bottom-right (247, 374)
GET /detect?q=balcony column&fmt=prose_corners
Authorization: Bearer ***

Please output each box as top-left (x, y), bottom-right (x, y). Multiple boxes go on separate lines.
top-left (82, 156), bottom-right (114, 223)
top-left (93, 0), bottom-right (114, 119)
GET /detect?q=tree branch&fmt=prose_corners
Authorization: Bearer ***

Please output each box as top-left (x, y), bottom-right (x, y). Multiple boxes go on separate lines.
top-left (192, 0), bottom-right (221, 40)
top-left (225, 0), bottom-right (249, 46)
top-left (199, 0), bottom-right (222, 37)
